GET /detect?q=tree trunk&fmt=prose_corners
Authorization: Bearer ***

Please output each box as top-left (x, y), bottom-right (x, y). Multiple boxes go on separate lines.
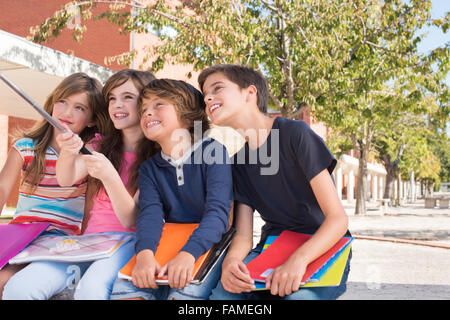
top-left (381, 143), bottom-right (406, 200)
top-left (355, 146), bottom-right (368, 215)
top-left (383, 164), bottom-right (396, 199)
top-left (409, 170), bottom-right (416, 203)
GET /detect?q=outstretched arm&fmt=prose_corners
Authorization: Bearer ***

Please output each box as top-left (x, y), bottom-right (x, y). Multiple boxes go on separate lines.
top-left (55, 130), bottom-right (89, 187)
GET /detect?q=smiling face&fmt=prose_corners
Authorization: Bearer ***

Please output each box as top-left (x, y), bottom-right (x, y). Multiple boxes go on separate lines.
top-left (107, 79), bottom-right (140, 131)
top-left (52, 91), bottom-right (94, 135)
top-left (202, 72), bottom-right (249, 127)
top-left (140, 94), bottom-right (188, 144)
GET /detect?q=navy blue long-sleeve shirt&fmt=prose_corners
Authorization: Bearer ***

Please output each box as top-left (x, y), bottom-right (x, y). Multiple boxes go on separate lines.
top-left (135, 137), bottom-right (233, 260)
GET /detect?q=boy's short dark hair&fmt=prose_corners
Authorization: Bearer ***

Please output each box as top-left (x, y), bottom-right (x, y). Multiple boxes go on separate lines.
top-left (198, 64), bottom-right (269, 113)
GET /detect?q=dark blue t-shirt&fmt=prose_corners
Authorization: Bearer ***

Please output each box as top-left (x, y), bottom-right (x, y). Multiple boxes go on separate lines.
top-left (232, 117), bottom-right (348, 246)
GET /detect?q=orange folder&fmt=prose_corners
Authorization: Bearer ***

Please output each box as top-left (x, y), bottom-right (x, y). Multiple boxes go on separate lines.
top-left (118, 223), bottom-right (211, 284)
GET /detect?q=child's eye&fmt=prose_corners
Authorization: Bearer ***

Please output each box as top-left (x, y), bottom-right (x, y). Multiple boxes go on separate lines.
top-left (125, 95), bottom-right (134, 100)
top-left (58, 99), bottom-right (67, 104)
top-left (108, 96), bottom-right (116, 101)
top-left (75, 105), bottom-right (85, 111)
top-left (214, 86), bottom-right (223, 92)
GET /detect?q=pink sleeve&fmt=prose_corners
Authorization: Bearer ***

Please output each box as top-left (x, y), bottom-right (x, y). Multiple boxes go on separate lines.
top-left (86, 133), bottom-right (103, 152)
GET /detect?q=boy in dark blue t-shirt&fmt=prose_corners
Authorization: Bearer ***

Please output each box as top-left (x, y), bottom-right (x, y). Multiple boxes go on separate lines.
top-left (199, 64), bottom-right (351, 300)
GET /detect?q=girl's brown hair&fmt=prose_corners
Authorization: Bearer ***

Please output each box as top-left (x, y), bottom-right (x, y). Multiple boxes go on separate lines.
top-left (91, 69), bottom-right (157, 196)
top-left (138, 78), bottom-right (210, 143)
top-left (18, 72), bottom-right (110, 194)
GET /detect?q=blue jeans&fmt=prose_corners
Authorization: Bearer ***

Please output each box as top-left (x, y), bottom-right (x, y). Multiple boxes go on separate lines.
top-left (209, 244), bottom-right (351, 300)
top-left (3, 232), bottom-right (135, 300)
top-left (110, 252), bottom-right (225, 300)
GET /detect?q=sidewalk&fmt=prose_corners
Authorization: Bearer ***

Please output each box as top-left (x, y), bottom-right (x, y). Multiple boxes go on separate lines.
top-left (253, 198), bottom-right (450, 300)
top-left (343, 200), bottom-right (449, 300)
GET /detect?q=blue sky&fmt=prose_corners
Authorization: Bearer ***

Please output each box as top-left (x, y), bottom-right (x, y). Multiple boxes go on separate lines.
top-left (416, 0), bottom-right (449, 85)
top-left (417, 0), bottom-right (450, 54)
top-left (417, 0), bottom-right (449, 135)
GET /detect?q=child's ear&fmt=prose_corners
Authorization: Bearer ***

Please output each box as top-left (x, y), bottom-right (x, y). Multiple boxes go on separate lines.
top-left (245, 85), bottom-right (258, 103)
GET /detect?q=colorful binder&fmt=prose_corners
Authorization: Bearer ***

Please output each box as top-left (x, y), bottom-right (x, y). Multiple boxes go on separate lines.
top-left (247, 230), bottom-right (352, 286)
top-left (8, 232), bottom-right (134, 264)
top-left (118, 223), bottom-right (234, 285)
top-left (0, 222), bottom-right (50, 269)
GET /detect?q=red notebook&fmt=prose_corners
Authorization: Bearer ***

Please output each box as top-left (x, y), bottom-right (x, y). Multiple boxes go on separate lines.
top-left (0, 222), bottom-right (50, 269)
top-left (246, 230), bottom-right (351, 284)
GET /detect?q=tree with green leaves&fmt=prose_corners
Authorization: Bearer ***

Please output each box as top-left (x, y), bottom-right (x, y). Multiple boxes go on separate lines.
top-left (431, 133), bottom-right (450, 187)
top-left (399, 133), bottom-right (441, 198)
top-left (29, 0), bottom-right (449, 214)
top-left (375, 109), bottom-right (439, 202)
top-left (304, 1), bottom-right (448, 214)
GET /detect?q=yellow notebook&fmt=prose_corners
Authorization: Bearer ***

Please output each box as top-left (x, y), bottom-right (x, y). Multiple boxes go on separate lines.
top-left (302, 244), bottom-right (351, 287)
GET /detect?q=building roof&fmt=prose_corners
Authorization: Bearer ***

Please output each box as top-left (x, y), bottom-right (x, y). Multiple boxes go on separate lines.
top-left (0, 29), bottom-right (114, 120)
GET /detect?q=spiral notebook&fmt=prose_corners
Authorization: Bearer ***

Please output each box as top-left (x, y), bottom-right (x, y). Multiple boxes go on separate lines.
top-left (8, 232), bottom-right (134, 264)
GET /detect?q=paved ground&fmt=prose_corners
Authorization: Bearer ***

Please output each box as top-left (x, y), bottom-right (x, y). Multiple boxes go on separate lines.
top-left (253, 198), bottom-right (450, 300)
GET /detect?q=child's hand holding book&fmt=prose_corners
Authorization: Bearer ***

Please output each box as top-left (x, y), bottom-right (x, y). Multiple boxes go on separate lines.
top-left (158, 251), bottom-right (195, 290)
top-left (265, 254), bottom-right (308, 297)
top-left (221, 256), bottom-right (255, 294)
top-left (132, 249), bottom-right (161, 289)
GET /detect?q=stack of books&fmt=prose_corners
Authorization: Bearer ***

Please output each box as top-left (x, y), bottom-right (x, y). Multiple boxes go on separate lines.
top-left (118, 223), bottom-right (235, 285)
top-left (246, 230), bottom-right (353, 290)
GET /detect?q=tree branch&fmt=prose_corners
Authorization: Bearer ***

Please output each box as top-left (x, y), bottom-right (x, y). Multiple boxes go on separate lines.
top-left (259, 64), bottom-right (283, 112)
top-left (365, 40), bottom-right (412, 55)
top-left (274, 3), bottom-right (295, 113)
top-left (286, 102), bottom-right (309, 120)
top-left (297, 26), bottom-right (310, 44)
top-left (260, 0), bottom-right (278, 13)
top-left (68, 0), bottom-right (188, 27)
top-left (69, 1), bottom-right (146, 9)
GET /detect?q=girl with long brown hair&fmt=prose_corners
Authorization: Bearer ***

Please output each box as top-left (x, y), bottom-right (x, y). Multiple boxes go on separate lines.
top-left (3, 69), bottom-right (157, 300)
top-left (0, 72), bottom-right (110, 298)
